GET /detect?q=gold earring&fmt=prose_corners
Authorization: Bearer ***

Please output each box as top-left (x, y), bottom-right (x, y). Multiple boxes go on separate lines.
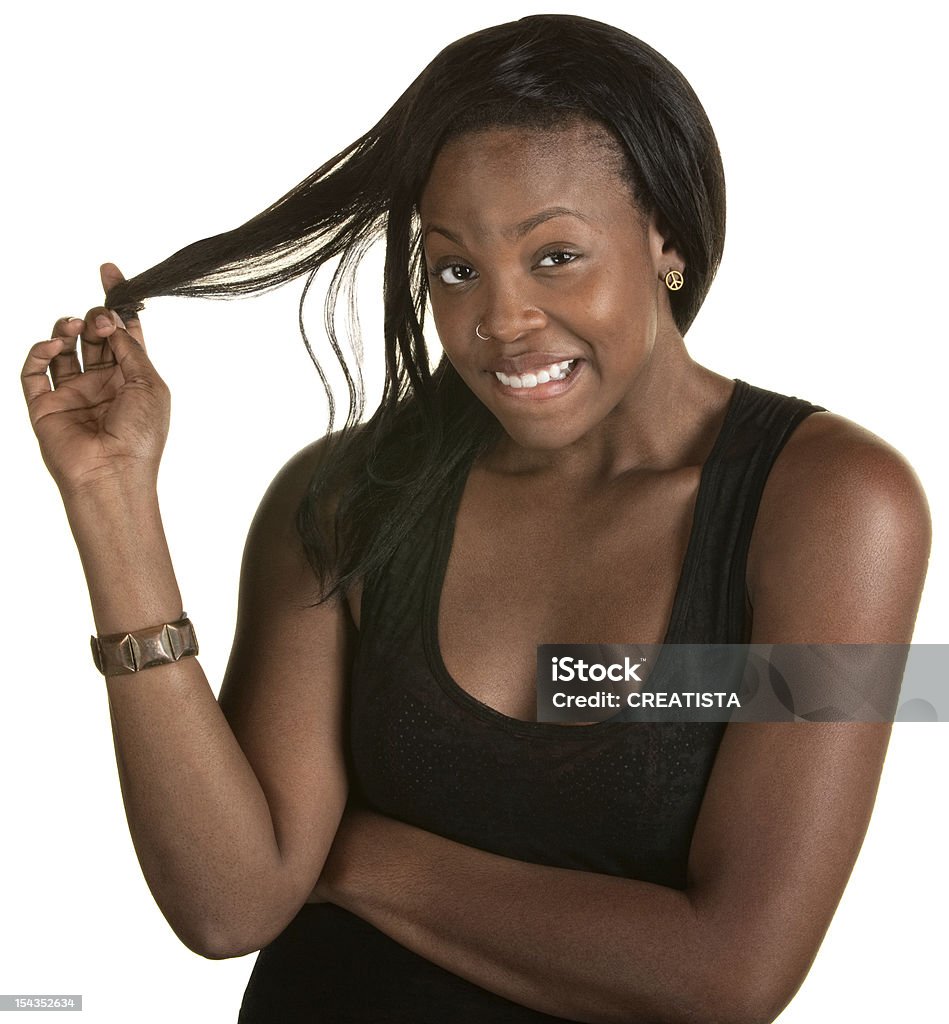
top-left (664, 269), bottom-right (684, 291)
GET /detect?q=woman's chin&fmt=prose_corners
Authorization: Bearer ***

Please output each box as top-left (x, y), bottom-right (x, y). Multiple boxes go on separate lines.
top-left (490, 415), bottom-right (591, 454)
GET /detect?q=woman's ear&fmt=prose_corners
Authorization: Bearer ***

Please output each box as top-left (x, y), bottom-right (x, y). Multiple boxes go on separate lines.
top-left (647, 211), bottom-right (685, 277)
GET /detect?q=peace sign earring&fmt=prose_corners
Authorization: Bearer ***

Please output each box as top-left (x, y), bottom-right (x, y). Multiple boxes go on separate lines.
top-left (664, 270), bottom-right (684, 291)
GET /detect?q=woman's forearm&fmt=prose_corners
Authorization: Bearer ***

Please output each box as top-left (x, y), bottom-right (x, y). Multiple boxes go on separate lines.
top-left (63, 482), bottom-right (292, 957)
top-left (319, 808), bottom-right (736, 1024)
top-left (65, 480), bottom-right (184, 634)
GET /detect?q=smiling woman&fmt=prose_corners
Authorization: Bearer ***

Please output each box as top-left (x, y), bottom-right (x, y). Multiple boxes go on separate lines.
top-left (420, 124), bottom-right (688, 452)
top-left (20, 12), bottom-right (931, 1024)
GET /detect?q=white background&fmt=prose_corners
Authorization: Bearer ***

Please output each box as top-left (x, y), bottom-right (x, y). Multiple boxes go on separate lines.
top-left (2, 1), bottom-right (945, 1020)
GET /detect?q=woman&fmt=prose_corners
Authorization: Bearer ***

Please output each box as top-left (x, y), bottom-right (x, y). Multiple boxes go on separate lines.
top-left (20, 14), bottom-right (930, 1023)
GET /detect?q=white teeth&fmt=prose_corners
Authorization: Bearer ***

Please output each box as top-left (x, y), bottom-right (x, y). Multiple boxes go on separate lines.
top-left (494, 359), bottom-right (576, 390)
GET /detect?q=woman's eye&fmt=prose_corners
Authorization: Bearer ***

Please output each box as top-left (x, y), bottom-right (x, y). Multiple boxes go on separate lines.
top-left (432, 264), bottom-right (478, 286)
top-left (537, 251), bottom-right (578, 268)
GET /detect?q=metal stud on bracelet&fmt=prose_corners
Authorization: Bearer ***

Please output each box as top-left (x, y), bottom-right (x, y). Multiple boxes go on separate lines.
top-left (91, 615), bottom-right (198, 677)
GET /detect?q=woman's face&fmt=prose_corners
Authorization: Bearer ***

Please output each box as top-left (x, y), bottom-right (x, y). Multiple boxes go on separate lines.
top-left (419, 121), bottom-right (682, 453)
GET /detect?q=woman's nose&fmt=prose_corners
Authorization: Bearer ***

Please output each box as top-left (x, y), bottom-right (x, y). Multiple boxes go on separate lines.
top-left (478, 282), bottom-right (547, 344)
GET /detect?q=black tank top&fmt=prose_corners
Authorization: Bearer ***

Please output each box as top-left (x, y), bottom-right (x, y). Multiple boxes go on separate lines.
top-left (238, 380), bottom-right (824, 1023)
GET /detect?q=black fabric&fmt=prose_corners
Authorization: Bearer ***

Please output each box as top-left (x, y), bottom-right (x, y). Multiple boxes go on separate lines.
top-left (238, 380), bottom-right (824, 1022)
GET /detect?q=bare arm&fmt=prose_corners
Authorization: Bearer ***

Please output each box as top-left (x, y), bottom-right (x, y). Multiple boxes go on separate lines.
top-left (311, 413), bottom-right (931, 1023)
top-left (22, 269), bottom-right (350, 957)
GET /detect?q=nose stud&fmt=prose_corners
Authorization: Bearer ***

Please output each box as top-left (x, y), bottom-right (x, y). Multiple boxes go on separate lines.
top-left (475, 322), bottom-right (491, 341)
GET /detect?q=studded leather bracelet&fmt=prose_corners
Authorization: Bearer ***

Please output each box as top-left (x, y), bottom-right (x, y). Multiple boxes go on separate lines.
top-left (91, 615), bottom-right (199, 677)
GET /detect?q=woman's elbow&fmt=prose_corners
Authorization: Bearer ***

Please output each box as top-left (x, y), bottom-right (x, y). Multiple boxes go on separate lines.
top-left (164, 905), bottom-right (279, 961)
top-left (695, 955), bottom-right (804, 1024)
top-left (165, 916), bottom-right (257, 961)
top-left (597, 964), bottom-right (791, 1024)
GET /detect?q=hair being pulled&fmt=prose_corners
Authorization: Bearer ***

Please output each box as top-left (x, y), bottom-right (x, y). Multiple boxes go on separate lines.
top-left (105, 14), bottom-right (726, 599)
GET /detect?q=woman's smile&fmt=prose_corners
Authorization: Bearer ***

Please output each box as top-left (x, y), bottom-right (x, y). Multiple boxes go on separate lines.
top-left (491, 357), bottom-right (583, 396)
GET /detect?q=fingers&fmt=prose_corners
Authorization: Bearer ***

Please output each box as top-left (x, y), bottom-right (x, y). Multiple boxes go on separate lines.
top-left (99, 262), bottom-right (124, 293)
top-left (34, 267), bottom-right (149, 397)
top-left (117, 308), bottom-right (146, 349)
top-left (79, 306), bottom-right (121, 371)
top-left (70, 305), bottom-right (160, 390)
top-left (47, 316), bottom-right (83, 388)
top-left (22, 338), bottom-right (65, 413)
top-left (101, 262), bottom-right (147, 349)
top-left (102, 315), bottom-right (162, 387)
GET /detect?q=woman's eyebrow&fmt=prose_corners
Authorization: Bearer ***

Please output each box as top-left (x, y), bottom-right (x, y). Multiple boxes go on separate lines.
top-left (423, 207), bottom-right (591, 247)
top-left (506, 206), bottom-right (591, 239)
top-left (423, 224), bottom-right (464, 245)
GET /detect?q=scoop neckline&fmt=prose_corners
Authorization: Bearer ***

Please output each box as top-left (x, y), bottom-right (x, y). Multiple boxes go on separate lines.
top-left (421, 379), bottom-right (747, 738)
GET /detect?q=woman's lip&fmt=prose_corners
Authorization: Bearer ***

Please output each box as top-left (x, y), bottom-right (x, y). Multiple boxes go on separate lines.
top-left (487, 353), bottom-right (584, 375)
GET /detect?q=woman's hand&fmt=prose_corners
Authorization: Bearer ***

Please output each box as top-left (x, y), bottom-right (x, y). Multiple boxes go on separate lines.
top-left (21, 263), bottom-right (169, 499)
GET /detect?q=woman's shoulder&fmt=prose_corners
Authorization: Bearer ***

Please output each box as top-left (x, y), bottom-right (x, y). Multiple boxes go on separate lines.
top-left (762, 408), bottom-right (929, 524)
top-left (248, 437), bottom-right (329, 536)
top-left (260, 426), bottom-right (369, 512)
top-left (746, 407), bottom-right (931, 642)
top-left (245, 429), bottom-right (361, 563)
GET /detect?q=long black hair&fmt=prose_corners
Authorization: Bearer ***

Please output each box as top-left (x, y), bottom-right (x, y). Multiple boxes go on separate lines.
top-left (105, 14), bottom-right (726, 599)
